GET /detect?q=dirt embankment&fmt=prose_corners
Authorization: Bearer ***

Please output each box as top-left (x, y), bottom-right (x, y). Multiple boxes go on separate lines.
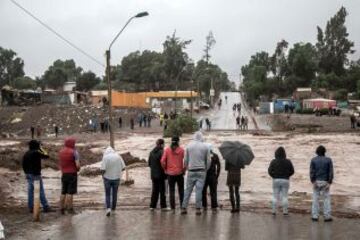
top-left (0, 141), bottom-right (146, 171)
top-left (0, 105), bottom-right (152, 137)
top-left (267, 114), bottom-right (358, 133)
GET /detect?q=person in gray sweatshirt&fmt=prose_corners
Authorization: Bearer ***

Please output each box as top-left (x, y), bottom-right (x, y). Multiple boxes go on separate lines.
top-left (181, 131), bottom-right (210, 215)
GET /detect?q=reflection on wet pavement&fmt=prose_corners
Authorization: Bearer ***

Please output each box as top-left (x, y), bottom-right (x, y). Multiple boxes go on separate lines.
top-left (26, 210), bottom-right (360, 240)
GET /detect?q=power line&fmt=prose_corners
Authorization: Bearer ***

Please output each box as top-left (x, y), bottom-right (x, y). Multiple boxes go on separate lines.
top-left (9, 0), bottom-right (105, 67)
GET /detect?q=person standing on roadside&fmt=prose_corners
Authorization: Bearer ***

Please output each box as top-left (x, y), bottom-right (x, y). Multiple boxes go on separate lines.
top-left (30, 126), bottom-right (35, 139)
top-left (54, 125), bottom-right (59, 138)
top-left (59, 138), bottom-right (80, 215)
top-left (147, 114), bottom-right (152, 128)
top-left (22, 140), bottom-right (52, 213)
top-left (181, 132), bottom-right (210, 215)
top-left (149, 139), bottom-right (168, 211)
top-left (244, 116), bottom-right (249, 130)
top-left (161, 136), bottom-right (185, 211)
top-left (100, 146), bottom-right (126, 217)
top-left (268, 147), bottom-right (294, 216)
top-left (202, 144), bottom-right (221, 211)
top-left (226, 161), bottom-right (242, 213)
top-left (130, 118), bottom-right (135, 130)
top-left (310, 145), bottom-right (334, 222)
top-left (36, 125), bottom-right (42, 138)
top-left (159, 113), bottom-right (164, 127)
top-left (118, 117), bottom-right (122, 128)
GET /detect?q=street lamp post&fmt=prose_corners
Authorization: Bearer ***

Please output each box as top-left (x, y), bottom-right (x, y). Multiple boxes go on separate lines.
top-left (106, 11), bottom-right (149, 148)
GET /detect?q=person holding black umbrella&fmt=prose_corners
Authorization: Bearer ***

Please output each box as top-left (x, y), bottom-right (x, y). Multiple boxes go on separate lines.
top-left (219, 141), bottom-right (255, 213)
top-left (225, 161), bottom-right (242, 213)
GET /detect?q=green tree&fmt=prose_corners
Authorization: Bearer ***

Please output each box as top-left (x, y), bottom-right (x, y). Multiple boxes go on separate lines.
top-left (0, 47), bottom-right (25, 87)
top-left (203, 31), bottom-right (216, 63)
top-left (316, 7), bottom-right (354, 76)
top-left (13, 76), bottom-right (36, 89)
top-left (76, 71), bottom-right (101, 91)
top-left (41, 59), bottom-right (82, 89)
top-left (162, 31), bottom-right (192, 87)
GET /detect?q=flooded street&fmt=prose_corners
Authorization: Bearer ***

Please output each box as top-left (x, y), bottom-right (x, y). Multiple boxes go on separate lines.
top-left (20, 210), bottom-right (360, 240)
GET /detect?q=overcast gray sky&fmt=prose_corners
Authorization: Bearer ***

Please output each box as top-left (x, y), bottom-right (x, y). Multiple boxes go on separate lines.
top-left (1, 0), bottom-right (359, 83)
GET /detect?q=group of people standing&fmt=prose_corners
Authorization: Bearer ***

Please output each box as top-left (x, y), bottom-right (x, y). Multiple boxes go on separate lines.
top-left (22, 132), bottom-right (334, 222)
top-left (148, 133), bottom-right (335, 221)
top-left (236, 115), bottom-right (248, 130)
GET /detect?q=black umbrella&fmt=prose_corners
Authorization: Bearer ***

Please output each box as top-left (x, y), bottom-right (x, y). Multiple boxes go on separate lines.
top-left (219, 141), bottom-right (254, 168)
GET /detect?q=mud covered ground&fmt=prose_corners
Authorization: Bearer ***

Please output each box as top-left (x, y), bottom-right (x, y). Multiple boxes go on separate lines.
top-left (1, 130), bottom-right (360, 238)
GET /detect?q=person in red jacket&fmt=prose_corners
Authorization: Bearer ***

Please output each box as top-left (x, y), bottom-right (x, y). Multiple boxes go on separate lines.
top-left (161, 136), bottom-right (185, 211)
top-left (59, 138), bottom-right (80, 215)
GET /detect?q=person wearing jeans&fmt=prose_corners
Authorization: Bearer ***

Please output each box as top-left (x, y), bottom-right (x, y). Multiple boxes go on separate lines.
top-left (310, 145), bottom-right (334, 222)
top-left (226, 162), bottom-right (242, 213)
top-left (100, 146), bottom-right (126, 216)
top-left (103, 178), bottom-right (120, 210)
top-left (26, 174), bottom-right (50, 211)
top-left (268, 147), bottom-right (294, 215)
top-left (22, 140), bottom-right (51, 213)
top-left (181, 132), bottom-right (210, 215)
top-left (161, 136), bottom-right (185, 211)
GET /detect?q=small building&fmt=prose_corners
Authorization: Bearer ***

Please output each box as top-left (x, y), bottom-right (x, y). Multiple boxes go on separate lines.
top-left (63, 81), bottom-right (76, 92)
top-left (302, 98), bottom-right (336, 110)
top-left (90, 90), bottom-right (108, 106)
top-left (293, 88), bottom-right (312, 100)
top-left (273, 98), bottom-right (298, 113)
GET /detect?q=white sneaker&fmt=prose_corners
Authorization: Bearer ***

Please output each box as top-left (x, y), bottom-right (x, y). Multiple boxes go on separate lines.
top-left (149, 208), bottom-right (155, 211)
top-left (106, 208), bottom-right (111, 217)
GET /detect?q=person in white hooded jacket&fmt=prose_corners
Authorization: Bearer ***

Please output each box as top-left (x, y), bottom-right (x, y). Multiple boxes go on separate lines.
top-left (100, 146), bottom-right (126, 216)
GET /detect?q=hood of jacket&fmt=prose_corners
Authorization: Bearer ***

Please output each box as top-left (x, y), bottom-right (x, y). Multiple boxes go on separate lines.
top-left (29, 140), bottom-right (40, 150)
top-left (193, 131), bottom-right (204, 142)
top-left (103, 146), bottom-right (116, 156)
top-left (64, 138), bottom-right (76, 149)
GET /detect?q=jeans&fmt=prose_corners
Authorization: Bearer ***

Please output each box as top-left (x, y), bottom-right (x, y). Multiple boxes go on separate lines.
top-left (182, 171), bottom-right (206, 209)
top-left (150, 178), bottom-right (167, 209)
top-left (202, 175), bottom-right (218, 208)
top-left (272, 179), bottom-right (289, 214)
top-left (103, 178), bottom-right (120, 210)
top-left (229, 186), bottom-right (240, 210)
top-left (312, 181), bottom-right (332, 219)
top-left (168, 175), bottom-right (184, 209)
top-left (26, 174), bottom-right (49, 210)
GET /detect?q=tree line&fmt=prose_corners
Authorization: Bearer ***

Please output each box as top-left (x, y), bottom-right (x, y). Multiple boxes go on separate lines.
top-left (0, 31), bottom-right (234, 99)
top-left (241, 7), bottom-right (360, 106)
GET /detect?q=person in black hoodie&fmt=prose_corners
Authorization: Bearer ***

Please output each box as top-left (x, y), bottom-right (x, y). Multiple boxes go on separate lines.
top-left (268, 147), bottom-right (294, 215)
top-left (22, 140), bottom-right (51, 213)
top-left (148, 139), bottom-right (168, 210)
top-left (202, 144), bottom-right (221, 211)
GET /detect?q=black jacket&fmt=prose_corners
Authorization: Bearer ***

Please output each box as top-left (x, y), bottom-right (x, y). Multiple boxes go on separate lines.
top-left (148, 146), bottom-right (166, 179)
top-left (268, 158), bottom-right (294, 180)
top-left (207, 152), bottom-right (221, 178)
top-left (22, 141), bottom-right (49, 176)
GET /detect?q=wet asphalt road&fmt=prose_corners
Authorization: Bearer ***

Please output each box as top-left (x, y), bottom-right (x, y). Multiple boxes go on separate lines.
top-left (25, 210), bottom-right (360, 240)
top-left (210, 92), bottom-right (255, 130)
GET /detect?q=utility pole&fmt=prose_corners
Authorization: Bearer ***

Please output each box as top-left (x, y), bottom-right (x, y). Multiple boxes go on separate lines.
top-left (106, 50), bottom-right (115, 148)
top-left (190, 79), bottom-right (193, 118)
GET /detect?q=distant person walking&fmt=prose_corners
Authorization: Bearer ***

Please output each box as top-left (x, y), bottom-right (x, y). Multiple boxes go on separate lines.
top-left (143, 114), bottom-right (148, 127)
top-left (244, 116), bottom-right (249, 130)
top-left (202, 144), bottom-right (221, 211)
top-left (118, 117), bottom-right (122, 128)
top-left (149, 139), bottom-right (168, 210)
top-left (130, 118), bottom-right (135, 130)
top-left (30, 126), bottom-right (35, 139)
top-left (147, 114), bottom-right (152, 128)
top-left (181, 132), bottom-right (210, 215)
top-left (100, 146), bottom-right (126, 217)
top-left (59, 138), bottom-right (80, 215)
top-left (205, 118), bottom-right (211, 131)
top-left (159, 113), bottom-right (164, 127)
top-left (36, 125), bottom-right (42, 138)
top-left (268, 147), bottom-right (294, 215)
top-left (310, 145), bottom-right (334, 222)
top-left (236, 116), bottom-right (240, 129)
top-left (161, 136), bottom-right (185, 211)
top-left (241, 116), bottom-right (245, 130)
top-left (22, 140), bottom-right (51, 213)
top-left (54, 125), bottom-right (59, 138)
top-left (138, 113), bottom-right (143, 127)
top-left (226, 161), bottom-right (242, 213)
top-left (350, 114), bottom-right (356, 129)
